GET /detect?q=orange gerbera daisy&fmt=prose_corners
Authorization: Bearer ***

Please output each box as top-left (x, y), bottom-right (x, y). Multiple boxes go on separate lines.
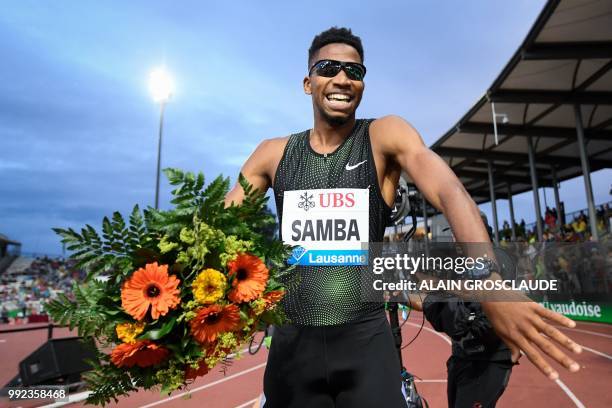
top-left (121, 262), bottom-right (180, 321)
top-left (110, 340), bottom-right (169, 368)
top-left (189, 304), bottom-right (241, 344)
top-left (184, 359), bottom-right (209, 381)
top-left (263, 290), bottom-right (285, 309)
top-left (227, 253), bottom-right (269, 303)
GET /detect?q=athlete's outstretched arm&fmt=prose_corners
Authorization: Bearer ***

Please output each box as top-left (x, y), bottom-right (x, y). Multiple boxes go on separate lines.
top-left (373, 115), bottom-right (582, 380)
top-left (224, 138), bottom-right (283, 207)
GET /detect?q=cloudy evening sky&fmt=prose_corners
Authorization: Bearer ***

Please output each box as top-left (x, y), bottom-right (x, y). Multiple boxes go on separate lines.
top-left (1, 0), bottom-right (609, 255)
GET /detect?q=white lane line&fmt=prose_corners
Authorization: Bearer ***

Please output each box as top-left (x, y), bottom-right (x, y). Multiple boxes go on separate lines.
top-left (41, 347), bottom-right (260, 408)
top-left (41, 391), bottom-right (91, 408)
top-left (404, 322), bottom-right (452, 346)
top-left (560, 327), bottom-right (612, 339)
top-left (540, 333), bottom-right (612, 361)
top-left (406, 319), bottom-right (588, 407)
top-left (235, 398), bottom-right (258, 408)
top-left (0, 339), bottom-right (6, 343)
top-left (524, 349), bottom-right (585, 408)
top-left (577, 321), bottom-right (612, 328)
top-left (555, 379), bottom-right (586, 408)
top-left (581, 345), bottom-right (612, 360)
top-left (228, 347), bottom-right (252, 359)
top-left (139, 362), bottom-right (267, 408)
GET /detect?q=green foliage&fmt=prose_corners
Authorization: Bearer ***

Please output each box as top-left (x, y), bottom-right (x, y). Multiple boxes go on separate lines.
top-left (148, 169), bottom-right (230, 237)
top-left (52, 205), bottom-right (157, 282)
top-left (224, 173), bottom-right (293, 264)
top-left (50, 167), bottom-right (293, 405)
top-left (45, 280), bottom-right (120, 339)
top-left (147, 168), bottom-right (293, 269)
top-left (82, 354), bottom-right (137, 406)
top-left (137, 317), bottom-right (177, 341)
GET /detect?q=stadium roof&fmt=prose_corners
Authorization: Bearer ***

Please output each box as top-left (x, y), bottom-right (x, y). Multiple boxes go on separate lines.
top-left (427, 0), bottom-right (612, 204)
top-left (0, 234), bottom-right (20, 245)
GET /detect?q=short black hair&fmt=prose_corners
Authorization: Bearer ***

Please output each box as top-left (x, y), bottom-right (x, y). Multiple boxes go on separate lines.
top-left (308, 27), bottom-right (364, 67)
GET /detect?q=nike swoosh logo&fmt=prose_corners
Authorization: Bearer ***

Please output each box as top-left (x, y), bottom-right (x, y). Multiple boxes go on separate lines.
top-left (345, 160), bottom-right (367, 171)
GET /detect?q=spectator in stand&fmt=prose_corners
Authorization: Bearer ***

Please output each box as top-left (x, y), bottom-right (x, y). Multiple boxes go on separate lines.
top-left (576, 217), bottom-right (587, 239)
top-left (596, 205), bottom-right (605, 220)
top-left (518, 219), bottom-right (526, 238)
top-left (545, 207), bottom-right (557, 231)
top-left (0, 256), bottom-right (85, 323)
top-left (528, 231), bottom-right (537, 244)
top-left (595, 204), bottom-right (610, 235)
top-left (565, 224), bottom-right (580, 242)
top-left (597, 217), bottom-right (607, 236)
top-left (502, 220), bottom-right (511, 240)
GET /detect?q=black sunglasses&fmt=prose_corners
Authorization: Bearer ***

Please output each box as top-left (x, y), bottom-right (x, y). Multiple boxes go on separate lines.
top-left (308, 59), bottom-right (367, 81)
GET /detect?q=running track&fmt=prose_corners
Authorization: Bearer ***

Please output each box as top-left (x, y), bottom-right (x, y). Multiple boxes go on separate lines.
top-left (1, 313), bottom-right (610, 408)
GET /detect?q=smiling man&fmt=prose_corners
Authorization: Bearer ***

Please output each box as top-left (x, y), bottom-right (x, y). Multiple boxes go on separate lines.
top-left (225, 27), bottom-right (582, 408)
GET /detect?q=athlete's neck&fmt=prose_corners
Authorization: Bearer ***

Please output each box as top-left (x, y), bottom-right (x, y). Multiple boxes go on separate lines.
top-left (310, 116), bottom-right (356, 155)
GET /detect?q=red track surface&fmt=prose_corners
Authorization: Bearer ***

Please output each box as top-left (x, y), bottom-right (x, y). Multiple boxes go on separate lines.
top-left (1, 314), bottom-right (610, 408)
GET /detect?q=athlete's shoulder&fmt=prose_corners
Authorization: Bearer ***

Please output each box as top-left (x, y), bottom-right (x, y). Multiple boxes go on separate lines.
top-left (248, 136), bottom-right (291, 174)
top-left (369, 115), bottom-right (422, 150)
top-left (241, 136), bottom-right (290, 187)
top-left (254, 136), bottom-right (291, 157)
top-left (370, 115), bottom-right (419, 136)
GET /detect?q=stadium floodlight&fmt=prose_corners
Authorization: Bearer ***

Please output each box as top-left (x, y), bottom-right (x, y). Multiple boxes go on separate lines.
top-left (149, 67), bottom-right (174, 103)
top-left (491, 102), bottom-right (509, 145)
top-left (149, 66), bottom-right (174, 209)
top-left (497, 113), bottom-right (509, 124)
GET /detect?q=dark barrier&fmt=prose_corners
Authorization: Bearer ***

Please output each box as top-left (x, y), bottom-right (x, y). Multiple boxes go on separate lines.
top-left (19, 337), bottom-right (97, 386)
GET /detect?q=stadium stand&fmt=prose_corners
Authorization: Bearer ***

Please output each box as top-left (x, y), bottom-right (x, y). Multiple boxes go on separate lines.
top-left (0, 234), bottom-right (21, 274)
top-left (0, 256), bottom-right (85, 324)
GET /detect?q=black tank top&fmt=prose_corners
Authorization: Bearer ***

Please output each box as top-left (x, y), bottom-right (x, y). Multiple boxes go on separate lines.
top-left (273, 119), bottom-right (392, 326)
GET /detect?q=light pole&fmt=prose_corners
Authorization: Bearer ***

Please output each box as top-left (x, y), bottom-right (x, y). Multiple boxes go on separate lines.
top-left (149, 67), bottom-right (174, 209)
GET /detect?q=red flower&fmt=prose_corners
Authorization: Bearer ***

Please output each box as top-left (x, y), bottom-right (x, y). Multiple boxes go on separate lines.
top-left (185, 360), bottom-right (209, 380)
top-left (263, 290), bottom-right (285, 309)
top-left (227, 253), bottom-right (269, 303)
top-left (189, 304), bottom-right (241, 344)
top-left (110, 340), bottom-right (169, 368)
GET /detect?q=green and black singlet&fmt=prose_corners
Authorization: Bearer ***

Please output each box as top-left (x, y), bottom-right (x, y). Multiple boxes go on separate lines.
top-left (272, 118), bottom-right (392, 326)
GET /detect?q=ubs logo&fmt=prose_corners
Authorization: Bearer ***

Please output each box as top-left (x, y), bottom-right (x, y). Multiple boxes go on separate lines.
top-left (298, 192), bottom-right (315, 211)
top-left (319, 192), bottom-right (355, 208)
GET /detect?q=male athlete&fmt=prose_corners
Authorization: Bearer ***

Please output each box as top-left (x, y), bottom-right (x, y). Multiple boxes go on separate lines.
top-left (225, 27), bottom-right (582, 408)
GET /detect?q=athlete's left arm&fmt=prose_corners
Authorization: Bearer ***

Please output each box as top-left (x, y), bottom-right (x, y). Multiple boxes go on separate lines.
top-left (372, 115), bottom-right (488, 243)
top-left (372, 115), bottom-right (582, 380)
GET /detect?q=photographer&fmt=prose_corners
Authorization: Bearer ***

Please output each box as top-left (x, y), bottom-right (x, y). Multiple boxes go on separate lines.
top-left (420, 213), bottom-right (514, 408)
top-left (423, 294), bottom-right (513, 408)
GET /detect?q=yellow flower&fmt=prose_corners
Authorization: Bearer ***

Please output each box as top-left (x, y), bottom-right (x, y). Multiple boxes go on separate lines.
top-left (218, 331), bottom-right (238, 349)
top-left (179, 227), bottom-right (196, 245)
top-left (250, 298), bottom-right (266, 316)
top-left (204, 332), bottom-right (239, 368)
top-left (192, 268), bottom-right (227, 304)
top-left (219, 236), bottom-right (253, 265)
top-left (116, 322), bottom-right (146, 344)
top-left (158, 235), bottom-right (179, 254)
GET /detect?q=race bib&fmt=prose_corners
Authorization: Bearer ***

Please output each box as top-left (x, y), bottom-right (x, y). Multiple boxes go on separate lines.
top-left (281, 188), bottom-right (369, 266)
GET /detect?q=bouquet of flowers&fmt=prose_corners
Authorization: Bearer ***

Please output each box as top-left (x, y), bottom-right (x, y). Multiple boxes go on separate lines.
top-left (45, 169), bottom-right (293, 405)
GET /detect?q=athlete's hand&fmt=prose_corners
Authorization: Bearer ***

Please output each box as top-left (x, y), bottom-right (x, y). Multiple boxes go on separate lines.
top-left (481, 298), bottom-right (582, 379)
